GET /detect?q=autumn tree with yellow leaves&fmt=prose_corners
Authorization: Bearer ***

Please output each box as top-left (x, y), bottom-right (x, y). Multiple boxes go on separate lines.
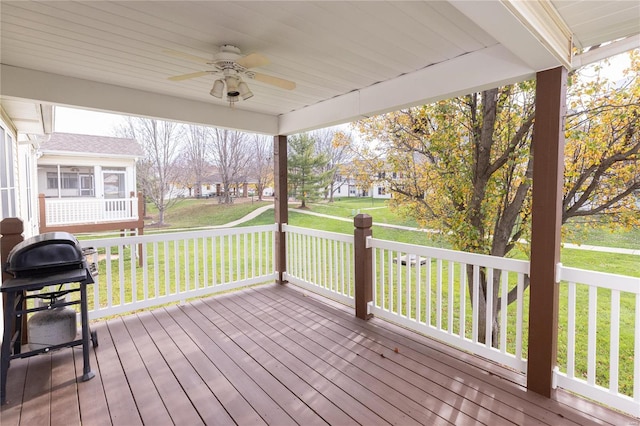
top-left (355, 51), bottom-right (639, 343)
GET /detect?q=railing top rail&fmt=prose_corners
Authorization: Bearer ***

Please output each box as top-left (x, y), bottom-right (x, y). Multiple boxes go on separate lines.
top-left (46, 197), bottom-right (138, 203)
top-left (283, 224), bottom-right (354, 244)
top-left (80, 223), bottom-right (277, 247)
top-left (369, 237), bottom-right (530, 273)
top-left (559, 265), bottom-right (640, 293)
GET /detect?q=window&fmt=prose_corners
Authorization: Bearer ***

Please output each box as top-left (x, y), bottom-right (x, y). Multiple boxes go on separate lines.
top-left (1, 127), bottom-right (16, 218)
top-left (377, 187), bottom-right (386, 195)
top-left (103, 171), bottom-right (125, 198)
top-left (47, 172), bottom-right (58, 189)
top-left (47, 172), bottom-right (79, 189)
top-left (24, 152), bottom-right (33, 220)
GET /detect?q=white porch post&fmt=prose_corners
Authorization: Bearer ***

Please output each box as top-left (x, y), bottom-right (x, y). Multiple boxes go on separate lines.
top-left (94, 166), bottom-right (102, 197)
top-left (56, 164), bottom-right (61, 198)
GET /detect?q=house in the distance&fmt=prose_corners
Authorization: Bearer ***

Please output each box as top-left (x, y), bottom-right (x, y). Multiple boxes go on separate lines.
top-left (37, 132), bottom-right (144, 234)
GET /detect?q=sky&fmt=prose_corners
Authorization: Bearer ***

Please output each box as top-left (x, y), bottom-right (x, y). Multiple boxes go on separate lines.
top-left (53, 52), bottom-right (633, 137)
top-left (54, 107), bottom-right (124, 137)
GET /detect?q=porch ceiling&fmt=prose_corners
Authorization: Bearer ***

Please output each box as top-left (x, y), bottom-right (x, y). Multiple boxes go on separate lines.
top-left (1, 1), bottom-right (638, 137)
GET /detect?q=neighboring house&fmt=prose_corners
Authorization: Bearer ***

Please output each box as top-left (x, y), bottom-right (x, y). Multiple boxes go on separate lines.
top-left (38, 132), bottom-right (142, 199)
top-left (36, 132), bottom-right (144, 233)
top-left (329, 168), bottom-right (399, 199)
top-left (171, 169), bottom-right (258, 199)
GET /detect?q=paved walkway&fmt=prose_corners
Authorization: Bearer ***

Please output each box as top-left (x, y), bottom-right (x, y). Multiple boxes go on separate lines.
top-left (292, 208), bottom-right (639, 256)
top-left (151, 203), bottom-right (639, 256)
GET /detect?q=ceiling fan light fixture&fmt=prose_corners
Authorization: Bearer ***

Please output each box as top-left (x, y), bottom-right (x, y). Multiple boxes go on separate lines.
top-left (225, 75), bottom-right (240, 97)
top-left (227, 94), bottom-right (240, 107)
top-left (238, 81), bottom-right (253, 100)
top-left (210, 79), bottom-right (224, 98)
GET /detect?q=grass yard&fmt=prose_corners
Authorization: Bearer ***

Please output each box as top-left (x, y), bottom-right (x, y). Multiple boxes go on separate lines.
top-left (145, 198), bottom-right (270, 229)
top-left (563, 217), bottom-right (640, 250)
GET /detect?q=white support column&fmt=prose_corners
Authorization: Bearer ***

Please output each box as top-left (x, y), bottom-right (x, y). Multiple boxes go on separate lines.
top-left (94, 165), bottom-right (102, 198)
top-left (56, 164), bottom-right (61, 198)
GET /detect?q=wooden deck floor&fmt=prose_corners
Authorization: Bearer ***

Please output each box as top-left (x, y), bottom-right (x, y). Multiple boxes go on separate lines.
top-left (1, 283), bottom-right (635, 425)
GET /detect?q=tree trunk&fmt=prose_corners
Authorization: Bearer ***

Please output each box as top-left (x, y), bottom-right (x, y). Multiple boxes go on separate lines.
top-left (467, 265), bottom-right (500, 347)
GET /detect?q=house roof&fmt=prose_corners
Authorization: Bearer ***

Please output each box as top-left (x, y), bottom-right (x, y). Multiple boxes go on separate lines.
top-left (202, 173), bottom-right (258, 185)
top-left (1, 1), bottom-right (638, 137)
top-left (40, 132), bottom-right (143, 158)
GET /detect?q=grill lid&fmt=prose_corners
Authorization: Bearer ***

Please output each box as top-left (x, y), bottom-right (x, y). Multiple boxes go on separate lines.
top-left (5, 232), bottom-right (85, 278)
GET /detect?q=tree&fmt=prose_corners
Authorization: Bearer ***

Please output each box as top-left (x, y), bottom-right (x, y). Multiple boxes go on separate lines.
top-left (288, 133), bottom-right (331, 208)
top-left (209, 128), bottom-right (251, 204)
top-left (355, 51), bottom-right (640, 344)
top-left (117, 117), bottom-right (184, 226)
top-left (563, 51), bottom-right (640, 229)
top-left (251, 135), bottom-right (273, 201)
top-left (181, 124), bottom-right (211, 197)
top-left (312, 127), bottom-right (353, 202)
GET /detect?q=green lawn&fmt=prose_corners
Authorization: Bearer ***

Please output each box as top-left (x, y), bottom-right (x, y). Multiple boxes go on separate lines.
top-left (563, 219), bottom-right (640, 250)
top-left (146, 198), bottom-right (270, 229)
top-left (307, 198), bottom-right (419, 227)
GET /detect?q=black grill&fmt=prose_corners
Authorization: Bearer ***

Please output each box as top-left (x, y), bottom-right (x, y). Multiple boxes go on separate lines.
top-left (1, 232), bottom-right (97, 405)
top-left (6, 232), bottom-right (85, 278)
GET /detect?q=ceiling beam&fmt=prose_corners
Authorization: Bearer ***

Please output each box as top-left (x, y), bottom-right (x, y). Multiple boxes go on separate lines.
top-left (279, 44), bottom-right (533, 135)
top-left (0, 65), bottom-right (279, 135)
top-left (451, 0), bottom-right (572, 70)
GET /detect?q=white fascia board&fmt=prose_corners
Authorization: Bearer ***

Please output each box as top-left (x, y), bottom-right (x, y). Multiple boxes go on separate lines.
top-left (451, 0), bottom-right (571, 70)
top-left (278, 44), bottom-right (534, 135)
top-left (572, 35), bottom-right (640, 69)
top-left (38, 150), bottom-right (139, 161)
top-left (0, 65), bottom-right (278, 135)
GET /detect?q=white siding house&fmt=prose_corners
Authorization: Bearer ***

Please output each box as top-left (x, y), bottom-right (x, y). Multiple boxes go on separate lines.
top-left (36, 133), bottom-right (144, 231)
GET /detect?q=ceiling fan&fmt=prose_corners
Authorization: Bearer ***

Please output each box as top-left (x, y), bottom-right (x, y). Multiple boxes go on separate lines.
top-left (165, 44), bottom-right (296, 105)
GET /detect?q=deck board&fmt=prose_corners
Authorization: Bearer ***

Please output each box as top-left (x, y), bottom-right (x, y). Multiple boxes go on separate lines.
top-left (50, 349), bottom-right (80, 426)
top-left (1, 283), bottom-right (636, 425)
top-left (72, 343), bottom-right (111, 426)
top-left (266, 285), bottom-right (627, 426)
top-left (136, 310), bottom-right (235, 426)
top-left (243, 287), bottom-right (513, 425)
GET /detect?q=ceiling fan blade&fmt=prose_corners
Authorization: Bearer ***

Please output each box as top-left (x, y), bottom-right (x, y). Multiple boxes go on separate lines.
top-left (252, 72), bottom-right (296, 90)
top-left (168, 71), bottom-right (210, 81)
top-left (236, 53), bottom-right (269, 69)
top-left (163, 49), bottom-right (211, 64)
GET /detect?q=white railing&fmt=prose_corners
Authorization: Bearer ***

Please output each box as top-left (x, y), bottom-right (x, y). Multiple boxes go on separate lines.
top-left (283, 224), bottom-right (355, 306)
top-left (369, 238), bottom-right (530, 373)
top-left (555, 265), bottom-right (640, 417)
top-left (45, 197), bottom-right (138, 225)
top-left (40, 217), bottom-right (638, 417)
top-left (78, 224), bottom-right (276, 319)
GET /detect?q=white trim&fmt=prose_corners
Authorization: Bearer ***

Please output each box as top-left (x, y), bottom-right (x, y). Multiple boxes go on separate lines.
top-left (278, 44), bottom-right (534, 135)
top-left (0, 65), bottom-right (279, 136)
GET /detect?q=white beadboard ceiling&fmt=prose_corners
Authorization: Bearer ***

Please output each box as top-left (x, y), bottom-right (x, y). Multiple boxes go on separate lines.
top-left (1, 1), bottom-right (638, 137)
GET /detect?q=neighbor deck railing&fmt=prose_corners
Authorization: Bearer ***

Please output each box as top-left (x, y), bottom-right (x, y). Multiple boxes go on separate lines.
top-left (555, 265), bottom-right (640, 417)
top-left (44, 196), bottom-right (139, 225)
top-left (78, 224), bottom-right (277, 319)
